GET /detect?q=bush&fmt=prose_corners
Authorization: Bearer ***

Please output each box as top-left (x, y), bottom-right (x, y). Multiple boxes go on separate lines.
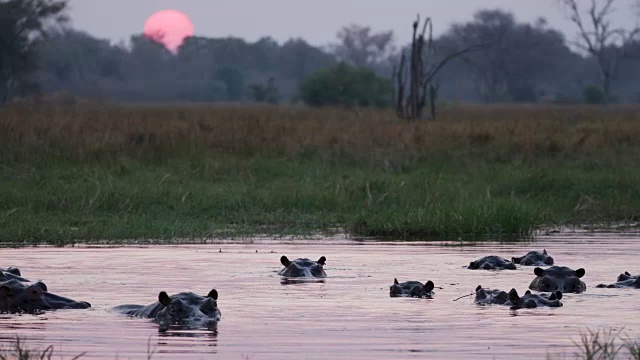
top-left (300, 62), bottom-right (393, 108)
top-left (583, 85), bottom-right (605, 105)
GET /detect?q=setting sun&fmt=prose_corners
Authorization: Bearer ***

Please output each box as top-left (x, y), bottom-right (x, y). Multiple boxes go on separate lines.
top-left (143, 9), bottom-right (194, 53)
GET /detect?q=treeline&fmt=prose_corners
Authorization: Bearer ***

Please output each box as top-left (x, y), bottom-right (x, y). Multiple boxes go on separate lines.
top-left (4, 2), bottom-right (640, 105)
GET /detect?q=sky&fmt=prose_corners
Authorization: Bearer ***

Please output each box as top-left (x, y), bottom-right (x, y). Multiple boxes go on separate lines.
top-left (68, 0), bottom-right (639, 48)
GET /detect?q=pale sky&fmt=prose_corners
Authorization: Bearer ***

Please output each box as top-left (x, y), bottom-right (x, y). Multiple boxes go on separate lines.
top-left (68, 0), bottom-right (639, 47)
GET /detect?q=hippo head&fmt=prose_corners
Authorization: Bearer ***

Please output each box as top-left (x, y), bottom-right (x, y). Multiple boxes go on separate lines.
top-left (155, 289), bottom-right (220, 332)
top-left (279, 256), bottom-right (327, 278)
top-left (529, 266), bottom-right (586, 293)
top-left (511, 249), bottom-right (554, 266)
top-left (0, 281), bottom-right (52, 313)
top-left (468, 256), bottom-right (516, 270)
top-left (474, 285), bottom-right (509, 305)
top-left (389, 278), bottom-right (434, 298)
top-left (508, 289), bottom-right (563, 310)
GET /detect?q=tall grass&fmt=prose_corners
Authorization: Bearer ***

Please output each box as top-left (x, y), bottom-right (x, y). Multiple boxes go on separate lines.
top-left (1, 103), bottom-right (639, 244)
top-left (0, 336), bottom-right (85, 360)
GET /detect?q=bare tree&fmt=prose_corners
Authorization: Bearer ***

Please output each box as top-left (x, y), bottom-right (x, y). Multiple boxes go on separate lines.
top-left (392, 15), bottom-right (479, 121)
top-left (558, 0), bottom-right (640, 103)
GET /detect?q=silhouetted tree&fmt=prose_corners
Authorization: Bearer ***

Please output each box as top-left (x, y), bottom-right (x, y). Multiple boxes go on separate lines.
top-left (0, 0), bottom-right (67, 104)
top-left (558, 0), bottom-right (640, 103)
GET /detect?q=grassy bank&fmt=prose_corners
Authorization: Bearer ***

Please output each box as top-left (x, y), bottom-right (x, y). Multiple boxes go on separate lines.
top-left (1, 104), bottom-right (639, 244)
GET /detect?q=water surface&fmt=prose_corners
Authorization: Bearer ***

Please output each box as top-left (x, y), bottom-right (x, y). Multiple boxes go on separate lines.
top-left (1, 233), bottom-right (639, 359)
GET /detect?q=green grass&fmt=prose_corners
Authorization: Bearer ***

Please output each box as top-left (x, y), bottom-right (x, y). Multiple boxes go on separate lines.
top-left (1, 104), bottom-right (640, 245)
top-left (1, 155), bottom-right (639, 245)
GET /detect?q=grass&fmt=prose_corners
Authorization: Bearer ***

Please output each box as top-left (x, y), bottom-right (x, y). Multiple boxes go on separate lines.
top-left (1, 103), bottom-right (640, 244)
top-left (570, 328), bottom-right (640, 360)
top-left (0, 336), bottom-right (85, 360)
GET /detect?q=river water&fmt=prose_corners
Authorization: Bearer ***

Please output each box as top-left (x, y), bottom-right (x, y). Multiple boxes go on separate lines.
top-left (1, 232), bottom-right (639, 360)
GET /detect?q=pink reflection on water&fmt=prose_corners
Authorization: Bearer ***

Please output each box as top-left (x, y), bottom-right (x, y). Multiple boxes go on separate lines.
top-left (0, 234), bottom-right (639, 359)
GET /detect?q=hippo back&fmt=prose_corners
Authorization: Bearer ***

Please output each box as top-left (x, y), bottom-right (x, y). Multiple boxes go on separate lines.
top-left (529, 266), bottom-right (586, 293)
top-left (596, 272), bottom-right (640, 288)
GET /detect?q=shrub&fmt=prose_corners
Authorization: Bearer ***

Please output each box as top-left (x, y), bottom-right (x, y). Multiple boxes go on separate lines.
top-left (300, 62), bottom-right (393, 108)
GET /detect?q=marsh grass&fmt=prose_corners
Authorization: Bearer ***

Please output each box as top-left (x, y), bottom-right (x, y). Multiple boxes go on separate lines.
top-left (1, 104), bottom-right (640, 244)
top-left (572, 328), bottom-right (640, 360)
top-left (0, 336), bottom-right (85, 360)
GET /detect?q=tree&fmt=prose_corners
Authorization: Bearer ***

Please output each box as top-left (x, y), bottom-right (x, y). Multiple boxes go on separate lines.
top-left (393, 16), bottom-right (480, 120)
top-left (214, 66), bottom-right (244, 101)
top-left (0, 0), bottom-right (67, 104)
top-left (249, 77), bottom-right (279, 104)
top-left (331, 24), bottom-right (395, 67)
top-left (300, 62), bottom-right (393, 108)
top-left (443, 10), bottom-right (573, 103)
top-left (558, 0), bottom-right (640, 103)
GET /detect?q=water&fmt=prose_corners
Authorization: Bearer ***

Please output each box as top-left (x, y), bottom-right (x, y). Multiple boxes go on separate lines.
top-left (1, 233), bottom-right (640, 360)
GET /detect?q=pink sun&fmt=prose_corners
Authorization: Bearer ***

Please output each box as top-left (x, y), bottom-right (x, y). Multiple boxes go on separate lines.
top-left (143, 10), bottom-right (195, 53)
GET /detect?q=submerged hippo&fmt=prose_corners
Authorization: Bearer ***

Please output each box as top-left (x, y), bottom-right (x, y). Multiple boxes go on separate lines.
top-left (389, 278), bottom-right (435, 298)
top-left (508, 289), bottom-right (563, 310)
top-left (467, 256), bottom-right (516, 270)
top-left (596, 272), bottom-right (640, 288)
top-left (0, 279), bottom-right (91, 313)
top-left (278, 256), bottom-right (327, 278)
top-left (0, 268), bottom-right (29, 282)
top-left (113, 290), bottom-right (221, 332)
top-left (511, 250), bottom-right (554, 266)
top-left (474, 285), bottom-right (509, 305)
top-left (529, 266), bottom-right (586, 293)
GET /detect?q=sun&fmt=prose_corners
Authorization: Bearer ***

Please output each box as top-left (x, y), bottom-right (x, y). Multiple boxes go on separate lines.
top-left (143, 10), bottom-right (194, 53)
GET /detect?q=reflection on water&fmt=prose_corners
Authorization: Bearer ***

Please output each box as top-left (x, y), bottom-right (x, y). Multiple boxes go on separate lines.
top-left (1, 233), bottom-right (640, 359)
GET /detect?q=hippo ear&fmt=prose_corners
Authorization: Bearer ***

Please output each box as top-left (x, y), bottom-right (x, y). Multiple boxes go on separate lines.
top-left (317, 256), bottom-right (326, 265)
top-left (0, 285), bottom-right (13, 297)
top-left (475, 285), bottom-right (482, 292)
top-left (6, 267), bottom-right (21, 276)
top-left (394, 278), bottom-right (399, 285)
top-left (511, 257), bottom-right (518, 264)
top-left (625, 271), bottom-right (631, 276)
top-left (33, 281), bottom-right (48, 292)
top-left (158, 291), bottom-right (171, 306)
top-left (469, 261), bottom-right (476, 269)
top-left (543, 249), bottom-right (548, 255)
top-left (424, 281), bottom-right (434, 292)
top-left (280, 256), bottom-right (290, 267)
top-left (508, 289), bottom-right (520, 303)
top-left (525, 290), bottom-right (531, 295)
top-left (534, 267), bottom-right (545, 277)
top-left (575, 268), bottom-right (586, 278)
top-left (207, 289), bottom-right (218, 300)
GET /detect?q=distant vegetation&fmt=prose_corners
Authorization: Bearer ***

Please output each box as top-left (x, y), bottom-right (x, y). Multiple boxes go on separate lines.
top-left (1, 103), bottom-right (639, 244)
top-left (1, 1), bottom-right (639, 107)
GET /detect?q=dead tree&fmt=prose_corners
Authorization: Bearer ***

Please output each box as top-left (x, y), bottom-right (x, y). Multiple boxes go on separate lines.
top-left (559, 0), bottom-right (640, 104)
top-left (393, 15), bottom-right (478, 121)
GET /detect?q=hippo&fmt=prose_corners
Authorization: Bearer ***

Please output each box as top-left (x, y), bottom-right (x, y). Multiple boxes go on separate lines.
top-left (113, 290), bottom-right (221, 332)
top-left (508, 289), bottom-right (563, 310)
top-left (596, 272), bottom-right (640, 288)
top-left (278, 256), bottom-right (326, 278)
top-left (0, 268), bottom-right (29, 282)
top-left (511, 249), bottom-right (554, 266)
top-left (528, 266), bottom-right (586, 293)
top-left (467, 256), bottom-right (516, 270)
top-left (474, 285), bottom-right (510, 305)
top-left (0, 279), bottom-right (91, 313)
top-left (389, 278), bottom-right (435, 298)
